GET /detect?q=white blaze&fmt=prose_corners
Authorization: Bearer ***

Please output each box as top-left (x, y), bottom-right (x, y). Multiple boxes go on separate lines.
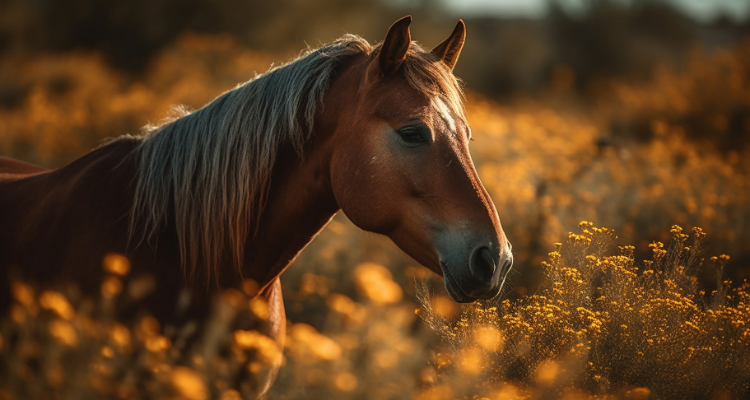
top-left (432, 97), bottom-right (457, 134)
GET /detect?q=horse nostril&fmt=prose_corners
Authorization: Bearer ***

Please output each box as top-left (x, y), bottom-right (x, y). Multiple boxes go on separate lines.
top-left (501, 254), bottom-right (513, 276)
top-left (471, 246), bottom-right (496, 281)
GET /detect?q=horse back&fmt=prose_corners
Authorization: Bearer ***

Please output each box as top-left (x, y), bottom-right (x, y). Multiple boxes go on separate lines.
top-left (0, 139), bottom-right (144, 302)
top-left (0, 156), bottom-right (50, 182)
top-left (0, 138), bottom-right (239, 322)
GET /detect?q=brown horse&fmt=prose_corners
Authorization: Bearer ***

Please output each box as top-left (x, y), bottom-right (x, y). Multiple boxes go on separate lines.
top-left (0, 16), bottom-right (511, 396)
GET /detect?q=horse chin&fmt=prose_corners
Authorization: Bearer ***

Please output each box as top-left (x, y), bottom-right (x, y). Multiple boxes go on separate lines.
top-left (441, 262), bottom-right (504, 303)
top-left (480, 281), bottom-right (504, 300)
top-left (441, 265), bottom-right (475, 303)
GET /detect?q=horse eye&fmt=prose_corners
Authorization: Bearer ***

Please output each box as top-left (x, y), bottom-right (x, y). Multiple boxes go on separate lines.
top-left (397, 125), bottom-right (429, 144)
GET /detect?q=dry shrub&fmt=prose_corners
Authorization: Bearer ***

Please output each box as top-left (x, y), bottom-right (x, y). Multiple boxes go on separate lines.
top-left (419, 223), bottom-right (750, 399)
top-left (596, 39), bottom-right (750, 150)
top-left (468, 90), bottom-right (750, 291)
top-left (0, 261), bottom-right (284, 400)
top-left (3, 226), bottom-right (748, 399)
top-left (0, 257), bottom-right (433, 400)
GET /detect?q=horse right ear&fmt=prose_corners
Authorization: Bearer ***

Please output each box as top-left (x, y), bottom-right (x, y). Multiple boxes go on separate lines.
top-left (378, 15), bottom-right (412, 78)
top-left (431, 20), bottom-right (466, 71)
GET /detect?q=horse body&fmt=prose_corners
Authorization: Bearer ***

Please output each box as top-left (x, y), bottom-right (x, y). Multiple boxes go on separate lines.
top-left (0, 16), bottom-right (512, 398)
top-left (0, 138), bottom-right (290, 394)
top-left (0, 140), bottom-right (202, 319)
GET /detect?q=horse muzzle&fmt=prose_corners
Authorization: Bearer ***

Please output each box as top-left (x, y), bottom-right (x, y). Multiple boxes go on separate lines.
top-left (438, 239), bottom-right (513, 303)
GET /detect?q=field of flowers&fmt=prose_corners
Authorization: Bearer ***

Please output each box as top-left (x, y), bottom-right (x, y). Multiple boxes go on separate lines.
top-left (2, 224), bottom-right (747, 399)
top-left (419, 224), bottom-right (749, 399)
top-left (1, 33), bottom-right (749, 398)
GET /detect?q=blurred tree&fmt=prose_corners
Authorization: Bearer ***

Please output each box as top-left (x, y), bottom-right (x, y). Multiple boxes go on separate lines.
top-left (548, 0), bottom-right (695, 86)
top-left (0, 0), bottom-right (428, 72)
top-left (0, 0), bottom-right (748, 105)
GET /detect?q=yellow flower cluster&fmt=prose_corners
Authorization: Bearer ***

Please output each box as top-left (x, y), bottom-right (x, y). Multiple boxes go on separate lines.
top-left (1, 252), bottom-right (298, 400)
top-left (420, 224), bottom-right (750, 398)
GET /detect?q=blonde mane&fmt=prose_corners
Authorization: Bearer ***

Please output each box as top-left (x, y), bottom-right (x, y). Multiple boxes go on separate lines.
top-left (129, 34), bottom-right (465, 281)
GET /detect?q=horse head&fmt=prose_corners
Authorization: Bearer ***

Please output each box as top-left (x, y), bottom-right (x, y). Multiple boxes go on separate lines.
top-left (328, 16), bottom-right (513, 302)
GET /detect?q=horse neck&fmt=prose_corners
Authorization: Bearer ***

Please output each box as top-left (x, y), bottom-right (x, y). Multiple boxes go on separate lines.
top-left (236, 56), bottom-right (368, 291)
top-left (237, 138), bottom-right (338, 289)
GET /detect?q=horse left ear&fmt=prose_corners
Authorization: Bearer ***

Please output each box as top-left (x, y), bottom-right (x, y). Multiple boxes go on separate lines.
top-left (431, 20), bottom-right (466, 71)
top-left (379, 15), bottom-right (412, 77)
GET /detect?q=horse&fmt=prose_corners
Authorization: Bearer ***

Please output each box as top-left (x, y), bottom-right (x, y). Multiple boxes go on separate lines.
top-left (0, 16), bottom-right (512, 397)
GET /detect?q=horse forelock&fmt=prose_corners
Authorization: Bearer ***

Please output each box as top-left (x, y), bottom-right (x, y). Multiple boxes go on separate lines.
top-left (129, 35), bottom-right (465, 283)
top-left (400, 44), bottom-right (466, 122)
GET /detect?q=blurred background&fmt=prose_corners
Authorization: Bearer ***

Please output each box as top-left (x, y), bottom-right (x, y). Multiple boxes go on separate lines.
top-left (2, 0), bottom-right (749, 283)
top-left (1, 0), bottom-right (750, 397)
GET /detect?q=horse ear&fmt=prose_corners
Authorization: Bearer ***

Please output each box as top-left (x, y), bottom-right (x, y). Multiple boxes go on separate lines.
top-left (379, 15), bottom-right (412, 77)
top-left (431, 20), bottom-right (466, 70)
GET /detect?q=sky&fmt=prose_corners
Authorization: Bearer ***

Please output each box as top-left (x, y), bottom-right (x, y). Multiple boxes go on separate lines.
top-left (441, 0), bottom-right (750, 22)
